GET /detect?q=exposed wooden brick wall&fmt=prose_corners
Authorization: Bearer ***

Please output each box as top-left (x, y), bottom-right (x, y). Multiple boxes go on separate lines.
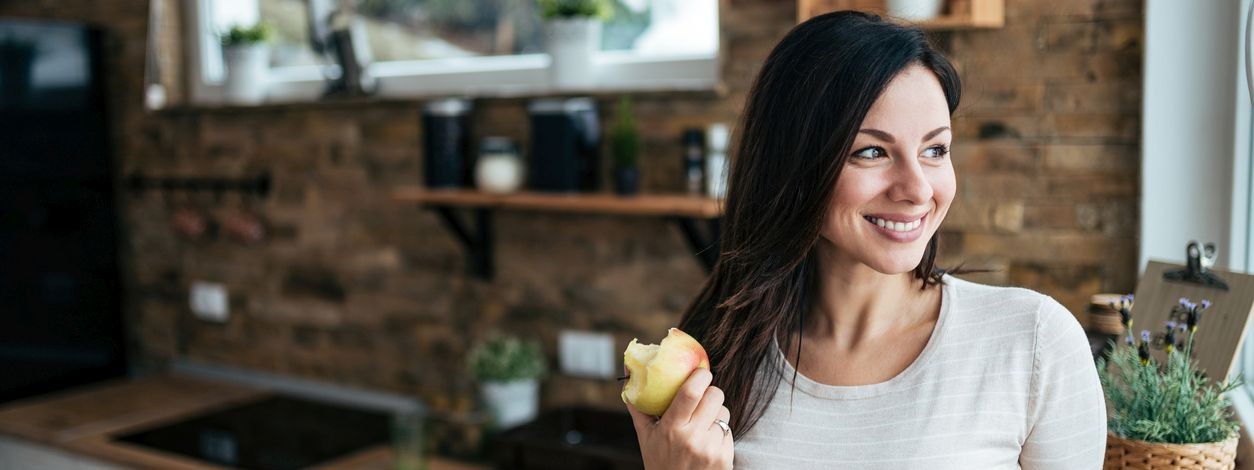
top-left (0, 0), bottom-right (1142, 413)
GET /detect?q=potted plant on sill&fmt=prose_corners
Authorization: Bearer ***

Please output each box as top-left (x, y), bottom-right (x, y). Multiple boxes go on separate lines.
top-left (220, 22), bottom-right (274, 104)
top-left (538, 0), bottom-right (610, 88)
top-left (1099, 296), bottom-right (1244, 469)
top-left (610, 95), bottom-right (640, 195)
top-left (467, 332), bottom-right (547, 430)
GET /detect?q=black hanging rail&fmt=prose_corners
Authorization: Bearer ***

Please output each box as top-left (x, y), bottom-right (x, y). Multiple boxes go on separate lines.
top-left (125, 171), bottom-right (272, 198)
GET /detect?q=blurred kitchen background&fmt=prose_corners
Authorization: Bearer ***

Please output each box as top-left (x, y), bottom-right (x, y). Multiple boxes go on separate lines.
top-left (1, 0), bottom-right (1250, 468)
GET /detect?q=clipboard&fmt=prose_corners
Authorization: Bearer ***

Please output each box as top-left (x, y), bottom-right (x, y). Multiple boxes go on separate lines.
top-left (1130, 243), bottom-right (1254, 381)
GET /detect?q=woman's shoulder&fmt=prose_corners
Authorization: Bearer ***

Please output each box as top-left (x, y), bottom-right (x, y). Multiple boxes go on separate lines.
top-left (942, 274), bottom-right (1082, 337)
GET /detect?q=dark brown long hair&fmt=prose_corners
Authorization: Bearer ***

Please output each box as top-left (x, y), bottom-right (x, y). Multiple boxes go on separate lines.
top-left (677, 11), bottom-right (962, 439)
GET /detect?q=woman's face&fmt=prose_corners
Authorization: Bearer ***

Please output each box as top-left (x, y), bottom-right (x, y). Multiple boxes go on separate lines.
top-left (820, 64), bottom-right (956, 275)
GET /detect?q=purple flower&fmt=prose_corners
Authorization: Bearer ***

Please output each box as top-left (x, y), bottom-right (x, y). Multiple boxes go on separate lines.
top-left (1141, 330), bottom-right (1151, 342)
top-left (1200, 299), bottom-right (1211, 310)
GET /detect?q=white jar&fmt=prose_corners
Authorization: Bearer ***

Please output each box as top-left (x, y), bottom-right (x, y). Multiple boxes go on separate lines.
top-left (887, 0), bottom-right (945, 21)
top-left (475, 137), bottom-right (523, 194)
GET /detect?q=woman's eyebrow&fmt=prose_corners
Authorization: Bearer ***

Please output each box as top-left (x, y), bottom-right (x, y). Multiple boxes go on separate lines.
top-left (857, 126), bottom-right (952, 143)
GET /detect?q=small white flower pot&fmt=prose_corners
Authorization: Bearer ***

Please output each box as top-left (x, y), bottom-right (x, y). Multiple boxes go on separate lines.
top-left (222, 43), bottom-right (270, 104)
top-left (480, 379), bottom-right (539, 429)
top-left (544, 18), bottom-right (601, 89)
top-left (887, 0), bottom-right (946, 21)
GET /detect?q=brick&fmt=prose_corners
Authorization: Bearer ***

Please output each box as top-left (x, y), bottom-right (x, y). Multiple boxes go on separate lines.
top-left (1043, 144), bottom-right (1138, 174)
top-left (1023, 202), bottom-right (1078, 230)
top-left (960, 82), bottom-right (1046, 114)
top-left (1044, 174), bottom-right (1137, 198)
top-left (1008, 262), bottom-right (1105, 318)
top-left (1038, 22), bottom-right (1099, 53)
top-left (959, 173), bottom-right (1044, 198)
top-left (961, 232), bottom-right (1124, 264)
top-left (945, 199), bottom-right (1024, 233)
top-left (1043, 82), bottom-right (1140, 113)
top-left (1043, 112), bottom-right (1140, 140)
top-left (951, 141), bottom-right (1040, 172)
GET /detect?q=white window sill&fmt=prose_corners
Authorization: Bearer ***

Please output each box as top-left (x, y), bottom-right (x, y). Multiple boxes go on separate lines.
top-left (183, 52), bottom-right (722, 108)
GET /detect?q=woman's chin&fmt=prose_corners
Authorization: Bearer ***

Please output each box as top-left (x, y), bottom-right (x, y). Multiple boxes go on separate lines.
top-left (864, 253), bottom-right (927, 275)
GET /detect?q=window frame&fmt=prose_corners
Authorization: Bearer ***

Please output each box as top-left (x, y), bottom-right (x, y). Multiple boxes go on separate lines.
top-left (183, 0), bottom-right (722, 105)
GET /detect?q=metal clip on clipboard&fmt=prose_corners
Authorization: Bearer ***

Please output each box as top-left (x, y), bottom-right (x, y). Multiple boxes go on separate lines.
top-left (1162, 241), bottom-right (1230, 291)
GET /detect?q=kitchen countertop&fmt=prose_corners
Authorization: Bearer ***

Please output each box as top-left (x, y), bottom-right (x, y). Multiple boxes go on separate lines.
top-left (0, 375), bottom-right (490, 470)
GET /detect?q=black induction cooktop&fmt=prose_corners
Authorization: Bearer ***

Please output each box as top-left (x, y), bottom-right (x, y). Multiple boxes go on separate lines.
top-left (114, 395), bottom-right (391, 470)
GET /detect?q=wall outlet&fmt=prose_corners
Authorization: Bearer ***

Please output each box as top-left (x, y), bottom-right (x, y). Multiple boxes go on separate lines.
top-left (558, 330), bottom-right (616, 379)
top-left (190, 281), bottom-right (229, 323)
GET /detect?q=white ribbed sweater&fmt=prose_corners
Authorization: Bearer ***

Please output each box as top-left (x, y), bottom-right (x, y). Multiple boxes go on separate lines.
top-left (732, 275), bottom-right (1107, 469)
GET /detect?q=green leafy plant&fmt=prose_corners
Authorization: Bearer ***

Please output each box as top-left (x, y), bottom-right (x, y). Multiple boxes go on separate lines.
top-left (466, 333), bottom-right (547, 383)
top-left (1098, 296), bottom-right (1244, 444)
top-left (610, 95), bottom-right (640, 169)
top-left (220, 22), bottom-right (274, 47)
top-left (537, 0), bottom-right (611, 20)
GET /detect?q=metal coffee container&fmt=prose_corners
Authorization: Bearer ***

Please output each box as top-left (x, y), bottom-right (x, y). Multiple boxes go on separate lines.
top-left (422, 98), bottom-right (472, 188)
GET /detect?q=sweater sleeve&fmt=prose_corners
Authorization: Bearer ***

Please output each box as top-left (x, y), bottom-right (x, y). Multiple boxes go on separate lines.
top-left (1019, 296), bottom-right (1108, 469)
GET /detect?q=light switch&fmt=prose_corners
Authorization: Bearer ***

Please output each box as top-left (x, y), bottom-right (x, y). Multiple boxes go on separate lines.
top-left (190, 281), bottom-right (229, 323)
top-left (559, 330), bottom-right (616, 379)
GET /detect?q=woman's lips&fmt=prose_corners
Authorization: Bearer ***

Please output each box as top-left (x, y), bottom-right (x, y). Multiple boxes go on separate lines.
top-left (863, 214), bottom-right (926, 243)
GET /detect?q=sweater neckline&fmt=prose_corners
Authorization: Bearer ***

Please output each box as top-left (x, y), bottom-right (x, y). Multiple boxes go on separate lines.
top-left (771, 274), bottom-right (957, 400)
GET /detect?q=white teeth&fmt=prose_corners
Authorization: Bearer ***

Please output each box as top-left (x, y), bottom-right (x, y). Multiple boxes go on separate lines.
top-left (867, 216), bottom-right (921, 232)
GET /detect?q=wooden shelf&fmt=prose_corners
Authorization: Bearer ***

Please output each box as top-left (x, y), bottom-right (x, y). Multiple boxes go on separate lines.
top-left (797, 0), bottom-right (1004, 30)
top-left (393, 188), bottom-right (723, 279)
top-left (391, 188), bottom-right (723, 219)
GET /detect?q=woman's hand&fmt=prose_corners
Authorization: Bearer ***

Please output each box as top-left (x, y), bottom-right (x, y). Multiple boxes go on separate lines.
top-left (625, 368), bottom-right (734, 470)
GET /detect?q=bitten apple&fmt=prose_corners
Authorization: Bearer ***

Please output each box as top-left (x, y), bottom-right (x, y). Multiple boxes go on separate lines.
top-left (620, 327), bottom-right (711, 417)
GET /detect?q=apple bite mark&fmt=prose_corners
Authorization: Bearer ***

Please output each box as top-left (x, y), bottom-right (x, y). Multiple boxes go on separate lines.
top-left (620, 328), bottom-right (711, 417)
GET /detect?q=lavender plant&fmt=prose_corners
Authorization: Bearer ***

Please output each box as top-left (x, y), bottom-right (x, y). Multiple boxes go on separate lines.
top-left (1098, 297), bottom-right (1244, 444)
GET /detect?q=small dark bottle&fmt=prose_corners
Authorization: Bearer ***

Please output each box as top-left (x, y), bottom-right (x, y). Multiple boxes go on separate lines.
top-left (683, 128), bottom-right (705, 194)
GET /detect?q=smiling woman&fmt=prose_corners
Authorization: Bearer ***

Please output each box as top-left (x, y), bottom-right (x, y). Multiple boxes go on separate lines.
top-left (621, 10), bottom-right (1107, 470)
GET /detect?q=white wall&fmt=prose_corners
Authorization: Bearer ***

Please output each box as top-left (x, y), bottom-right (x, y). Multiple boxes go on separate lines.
top-left (1140, 0), bottom-right (1250, 273)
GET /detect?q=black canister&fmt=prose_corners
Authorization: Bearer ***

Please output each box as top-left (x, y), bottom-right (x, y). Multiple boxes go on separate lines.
top-left (528, 98), bottom-right (600, 192)
top-left (422, 98), bottom-right (472, 188)
top-left (682, 128), bottom-right (705, 195)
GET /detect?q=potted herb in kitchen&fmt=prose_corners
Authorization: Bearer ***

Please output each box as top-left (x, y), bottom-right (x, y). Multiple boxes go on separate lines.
top-left (1099, 296), bottom-right (1244, 469)
top-left (467, 332), bottom-right (547, 430)
top-left (220, 22), bottom-right (274, 104)
top-left (610, 95), bottom-right (640, 195)
top-left (538, 0), bottom-right (610, 88)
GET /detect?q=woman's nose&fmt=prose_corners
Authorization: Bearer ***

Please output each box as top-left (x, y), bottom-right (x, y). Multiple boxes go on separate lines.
top-left (888, 156), bottom-right (933, 204)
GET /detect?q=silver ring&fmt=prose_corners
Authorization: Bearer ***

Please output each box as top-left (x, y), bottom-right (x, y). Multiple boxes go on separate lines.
top-left (715, 419), bottom-right (731, 437)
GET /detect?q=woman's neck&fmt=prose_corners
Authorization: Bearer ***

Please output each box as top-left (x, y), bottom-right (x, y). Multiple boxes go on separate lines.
top-left (805, 247), bottom-right (937, 349)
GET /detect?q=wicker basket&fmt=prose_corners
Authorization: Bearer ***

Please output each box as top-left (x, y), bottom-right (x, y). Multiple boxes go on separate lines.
top-left (1104, 431), bottom-right (1239, 470)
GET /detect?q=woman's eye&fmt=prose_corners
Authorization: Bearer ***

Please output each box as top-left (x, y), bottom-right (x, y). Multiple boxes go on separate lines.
top-left (851, 147), bottom-right (886, 160)
top-left (923, 145), bottom-right (950, 159)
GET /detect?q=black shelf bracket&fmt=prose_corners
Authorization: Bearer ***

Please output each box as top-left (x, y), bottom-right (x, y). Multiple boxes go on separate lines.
top-left (673, 217), bottom-right (722, 273)
top-left (430, 207), bottom-right (493, 280)
top-left (424, 207), bottom-right (721, 280)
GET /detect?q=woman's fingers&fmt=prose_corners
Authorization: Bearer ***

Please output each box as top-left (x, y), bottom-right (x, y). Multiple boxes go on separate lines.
top-left (690, 385), bottom-right (725, 428)
top-left (709, 405), bottom-right (731, 435)
top-left (660, 368), bottom-right (713, 427)
top-left (624, 400), bottom-right (655, 437)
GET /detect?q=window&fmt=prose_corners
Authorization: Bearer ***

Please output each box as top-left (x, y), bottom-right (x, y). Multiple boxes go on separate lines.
top-left (187, 0), bottom-right (720, 104)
